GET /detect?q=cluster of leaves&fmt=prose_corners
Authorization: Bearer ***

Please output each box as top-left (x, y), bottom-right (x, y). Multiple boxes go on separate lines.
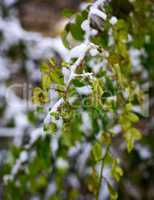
top-left (2, 0), bottom-right (152, 199)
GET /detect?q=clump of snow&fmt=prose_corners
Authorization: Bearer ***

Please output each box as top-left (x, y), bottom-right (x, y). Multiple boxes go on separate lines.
top-left (81, 112), bottom-right (92, 133)
top-left (56, 158), bottom-right (69, 169)
top-left (76, 85), bottom-right (92, 95)
top-left (62, 67), bottom-right (70, 84)
top-left (91, 29), bottom-right (98, 36)
top-left (80, 2), bottom-right (90, 10)
top-left (77, 143), bottom-right (91, 173)
top-left (19, 151), bottom-right (28, 162)
top-left (70, 43), bottom-right (87, 59)
top-left (109, 16), bottom-right (118, 25)
top-left (129, 48), bottom-right (142, 69)
top-left (90, 48), bottom-right (99, 56)
top-left (90, 8), bottom-right (107, 20)
top-left (81, 20), bottom-right (90, 32)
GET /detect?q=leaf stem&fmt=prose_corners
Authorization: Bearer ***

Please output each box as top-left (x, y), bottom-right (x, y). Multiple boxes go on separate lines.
top-left (97, 145), bottom-right (110, 200)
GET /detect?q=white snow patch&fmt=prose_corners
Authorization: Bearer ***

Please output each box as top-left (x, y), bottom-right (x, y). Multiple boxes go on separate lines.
top-left (57, 158), bottom-right (69, 169)
top-left (70, 43), bottom-right (88, 59)
top-left (76, 85), bottom-right (92, 95)
top-left (90, 8), bottom-right (107, 20)
top-left (90, 48), bottom-right (99, 56)
top-left (81, 112), bottom-right (92, 133)
top-left (81, 20), bottom-right (90, 32)
top-left (109, 16), bottom-right (118, 25)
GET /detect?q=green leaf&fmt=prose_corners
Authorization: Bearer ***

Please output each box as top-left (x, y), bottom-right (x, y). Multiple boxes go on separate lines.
top-left (114, 64), bottom-right (124, 86)
top-left (36, 106), bottom-right (44, 113)
top-left (126, 112), bottom-right (139, 123)
top-left (44, 122), bottom-right (57, 134)
top-left (62, 29), bottom-right (70, 48)
top-left (124, 128), bottom-right (142, 153)
top-left (125, 103), bottom-right (132, 112)
top-left (119, 114), bottom-right (131, 131)
top-left (101, 132), bottom-right (112, 145)
top-left (69, 10), bottom-right (87, 41)
top-left (70, 23), bottom-right (85, 41)
top-left (50, 70), bottom-right (63, 85)
top-left (72, 79), bottom-right (85, 87)
top-left (32, 87), bottom-right (49, 105)
top-left (86, 173), bottom-right (99, 195)
top-left (40, 63), bottom-right (50, 73)
top-left (27, 111), bottom-right (37, 124)
top-left (41, 74), bottom-right (51, 89)
top-left (91, 143), bottom-right (102, 164)
top-left (104, 152), bottom-right (112, 166)
top-left (107, 183), bottom-right (118, 200)
top-left (111, 159), bottom-right (123, 182)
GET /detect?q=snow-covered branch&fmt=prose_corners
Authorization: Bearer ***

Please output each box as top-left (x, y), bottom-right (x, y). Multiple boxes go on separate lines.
top-left (44, 44), bottom-right (91, 124)
top-left (44, 0), bottom-right (107, 124)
